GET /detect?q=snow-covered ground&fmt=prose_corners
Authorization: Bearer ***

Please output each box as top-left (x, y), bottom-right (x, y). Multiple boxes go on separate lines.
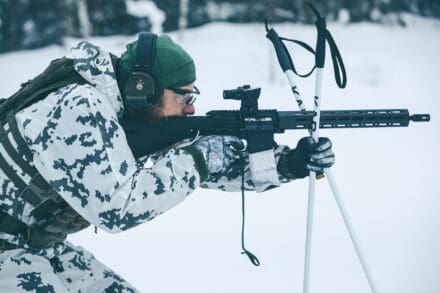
top-left (1, 16), bottom-right (439, 293)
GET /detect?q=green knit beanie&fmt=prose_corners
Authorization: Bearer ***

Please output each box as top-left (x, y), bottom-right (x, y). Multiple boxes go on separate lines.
top-left (119, 35), bottom-right (196, 90)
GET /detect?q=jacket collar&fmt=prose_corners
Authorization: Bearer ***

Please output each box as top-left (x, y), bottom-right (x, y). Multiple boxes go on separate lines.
top-left (71, 41), bottom-right (124, 117)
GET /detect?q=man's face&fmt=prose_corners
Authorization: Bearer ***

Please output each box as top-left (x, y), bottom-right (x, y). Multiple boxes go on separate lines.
top-left (159, 83), bottom-right (197, 117)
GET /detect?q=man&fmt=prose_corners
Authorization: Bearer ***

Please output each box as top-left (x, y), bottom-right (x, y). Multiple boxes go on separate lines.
top-left (0, 33), bottom-right (334, 292)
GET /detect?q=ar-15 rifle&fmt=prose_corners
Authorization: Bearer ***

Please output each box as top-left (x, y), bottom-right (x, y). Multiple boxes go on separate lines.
top-left (120, 85), bottom-right (430, 158)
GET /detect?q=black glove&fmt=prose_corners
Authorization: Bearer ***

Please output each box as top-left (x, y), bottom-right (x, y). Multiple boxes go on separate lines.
top-left (278, 137), bottom-right (335, 179)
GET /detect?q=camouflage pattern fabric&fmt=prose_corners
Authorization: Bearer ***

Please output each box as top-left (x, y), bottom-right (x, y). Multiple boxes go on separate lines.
top-left (200, 145), bottom-right (291, 192)
top-left (13, 41), bottom-right (203, 234)
top-left (0, 242), bottom-right (137, 292)
top-left (0, 41), bottom-right (293, 290)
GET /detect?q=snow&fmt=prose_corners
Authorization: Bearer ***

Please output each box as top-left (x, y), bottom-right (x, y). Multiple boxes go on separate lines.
top-left (1, 17), bottom-right (439, 293)
top-left (206, 2), bottom-right (249, 20)
top-left (125, 0), bottom-right (165, 33)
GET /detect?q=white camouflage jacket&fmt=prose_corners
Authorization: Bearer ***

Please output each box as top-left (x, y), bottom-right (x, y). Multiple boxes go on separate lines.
top-left (1, 42), bottom-right (291, 242)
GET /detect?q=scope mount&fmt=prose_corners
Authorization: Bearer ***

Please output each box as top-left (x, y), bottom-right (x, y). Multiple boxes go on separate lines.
top-left (223, 85), bottom-right (261, 115)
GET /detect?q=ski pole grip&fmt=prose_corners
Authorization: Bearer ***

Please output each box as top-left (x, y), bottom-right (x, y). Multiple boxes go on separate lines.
top-left (266, 29), bottom-right (293, 72)
top-left (315, 19), bottom-right (326, 68)
top-left (309, 4), bottom-right (327, 68)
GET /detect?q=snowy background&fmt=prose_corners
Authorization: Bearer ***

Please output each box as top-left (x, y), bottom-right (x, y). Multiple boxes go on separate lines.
top-left (1, 16), bottom-right (439, 293)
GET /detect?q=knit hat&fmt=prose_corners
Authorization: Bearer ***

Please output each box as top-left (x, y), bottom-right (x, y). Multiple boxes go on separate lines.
top-left (119, 35), bottom-right (196, 91)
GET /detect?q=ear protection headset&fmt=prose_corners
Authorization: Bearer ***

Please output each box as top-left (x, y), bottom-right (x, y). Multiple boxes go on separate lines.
top-left (124, 32), bottom-right (158, 108)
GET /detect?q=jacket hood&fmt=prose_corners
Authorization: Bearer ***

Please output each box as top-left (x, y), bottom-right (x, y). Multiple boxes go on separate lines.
top-left (70, 41), bottom-right (124, 117)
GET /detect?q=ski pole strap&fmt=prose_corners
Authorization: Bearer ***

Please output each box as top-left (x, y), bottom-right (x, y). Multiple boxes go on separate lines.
top-left (265, 22), bottom-right (316, 78)
top-left (278, 37), bottom-right (316, 78)
top-left (265, 18), bottom-right (347, 88)
top-left (279, 37), bottom-right (315, 55)
top-left (324, 29), bottom-right (347, 88)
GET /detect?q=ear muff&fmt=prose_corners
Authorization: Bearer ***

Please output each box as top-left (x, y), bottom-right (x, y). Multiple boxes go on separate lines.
top-left (125, 32), bottom-right (158, 108)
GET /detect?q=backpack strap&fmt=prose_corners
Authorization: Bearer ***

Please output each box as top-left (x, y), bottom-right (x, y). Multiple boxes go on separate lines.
top-left (0, 113), bottom-right (53, 206)
top-left (0, 209), bottom-right (68, 250)
top-left (0, 113), bottom-right (88, 249)
top-left (0, 211), bottom-right (25, 251)
top-left (0, 57), bottom-right (94, 250)
top-left (0, 57), bottom-right (89, 122)
top-left (0, 238), bottom-right (19, 251)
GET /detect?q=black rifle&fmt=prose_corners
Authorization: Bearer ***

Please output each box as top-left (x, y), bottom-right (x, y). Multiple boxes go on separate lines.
top-left (121, 85), bottom-right (430, 158)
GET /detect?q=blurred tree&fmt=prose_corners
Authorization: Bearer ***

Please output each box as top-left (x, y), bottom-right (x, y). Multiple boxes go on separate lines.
top-left (1, 0), bottom-right (23, 52)
top-left (418, 0), bottom-right (440, 17)
top-left (154, 0), bottom-right (180, 31)
top-left (178, 0), bottom-right (189, 41)
top-left (1, 0), bottom-right (439, 53)
top-left (25, 0), bottom-right (65, 47)
top-left (0, 0), bottom-right (66, 52)
top-left (88, 0), bottom-right (127, 35)
top-left (341, 0), bottom-right (374, 22)
top-left (87, 0), bottom-right (151, 35)
top-left (77, 0), bottom-right (91, 37)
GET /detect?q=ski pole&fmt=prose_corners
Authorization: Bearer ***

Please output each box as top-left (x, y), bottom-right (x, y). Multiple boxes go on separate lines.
top-left (284, 54), bottom-right (380, 293)
top-left (324, 170), bottom-right (378, 292)
top-left (266, 5), bottom-right (379, 293)
top-left (303, 7), bottom-right (326, 291)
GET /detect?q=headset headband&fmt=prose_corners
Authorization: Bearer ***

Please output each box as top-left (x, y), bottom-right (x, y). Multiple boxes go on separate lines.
top-left (134, 32), bottom-right (156, 73)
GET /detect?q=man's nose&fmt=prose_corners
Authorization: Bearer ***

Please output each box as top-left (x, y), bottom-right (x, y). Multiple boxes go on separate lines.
top-left (183, 104), bottom-right (195, 115)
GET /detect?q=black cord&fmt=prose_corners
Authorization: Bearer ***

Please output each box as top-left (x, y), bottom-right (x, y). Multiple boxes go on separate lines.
top-left (265, 20), bottom-right (347, 88)
top-left (325, 29), bottom-right (347, 88)
top-left (238, 151), bottom-right (260, 267)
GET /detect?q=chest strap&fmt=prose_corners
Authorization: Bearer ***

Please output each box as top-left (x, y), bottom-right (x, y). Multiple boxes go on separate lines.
top-left (0, 239), bottom-right (19, 251)
top-left (0, 113), bottom-right (58, 208)
top-left (0, 210), bottom-right (68, 249)
top-left (0, 112), bottom-right (90, 249)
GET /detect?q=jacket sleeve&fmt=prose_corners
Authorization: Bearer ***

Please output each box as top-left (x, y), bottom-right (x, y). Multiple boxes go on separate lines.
top-left (15, 84), bottom-right (203, 233)
top-left (200, 144), bottom-right (294, 192)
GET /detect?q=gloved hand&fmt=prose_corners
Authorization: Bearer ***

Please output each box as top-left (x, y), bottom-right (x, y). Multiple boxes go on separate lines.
top-left (278, 136), bottom-right (335, 179)
top-left (190, 135), bottom-right (244, 175)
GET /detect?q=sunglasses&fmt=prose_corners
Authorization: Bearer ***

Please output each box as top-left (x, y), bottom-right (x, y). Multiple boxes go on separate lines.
top-left (168, 86), bottom-right (200, 106)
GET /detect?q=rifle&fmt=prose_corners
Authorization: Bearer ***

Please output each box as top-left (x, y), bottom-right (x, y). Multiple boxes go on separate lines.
top-left (120, 85), bottom-right (430, 158)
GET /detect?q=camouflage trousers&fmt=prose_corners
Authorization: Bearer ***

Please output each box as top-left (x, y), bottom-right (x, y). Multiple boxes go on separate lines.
top-left (0, 242), bottom-right (138, 292)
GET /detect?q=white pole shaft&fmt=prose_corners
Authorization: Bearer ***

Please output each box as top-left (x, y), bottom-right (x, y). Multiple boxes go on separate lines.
top-left (303, 68), bottom-right (324, 293)
top-left (303, 170), bottom-right (316, 293)
top-left (325, 170), bottom-right (379, 292)
top-left (286, 70), bottom-right (307, 112)
top-left (285, 68), bottom-right (379, 293)
top-left (312, 69), bottom-right (323, 141)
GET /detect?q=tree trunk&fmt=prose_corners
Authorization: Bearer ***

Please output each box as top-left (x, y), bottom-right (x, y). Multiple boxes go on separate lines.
top-left (77, 0), bottom-right (91, 37)
top-left (267, 0), bottom-right (278, 83)
top-left (178, 0), bottom-right (189, 42)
